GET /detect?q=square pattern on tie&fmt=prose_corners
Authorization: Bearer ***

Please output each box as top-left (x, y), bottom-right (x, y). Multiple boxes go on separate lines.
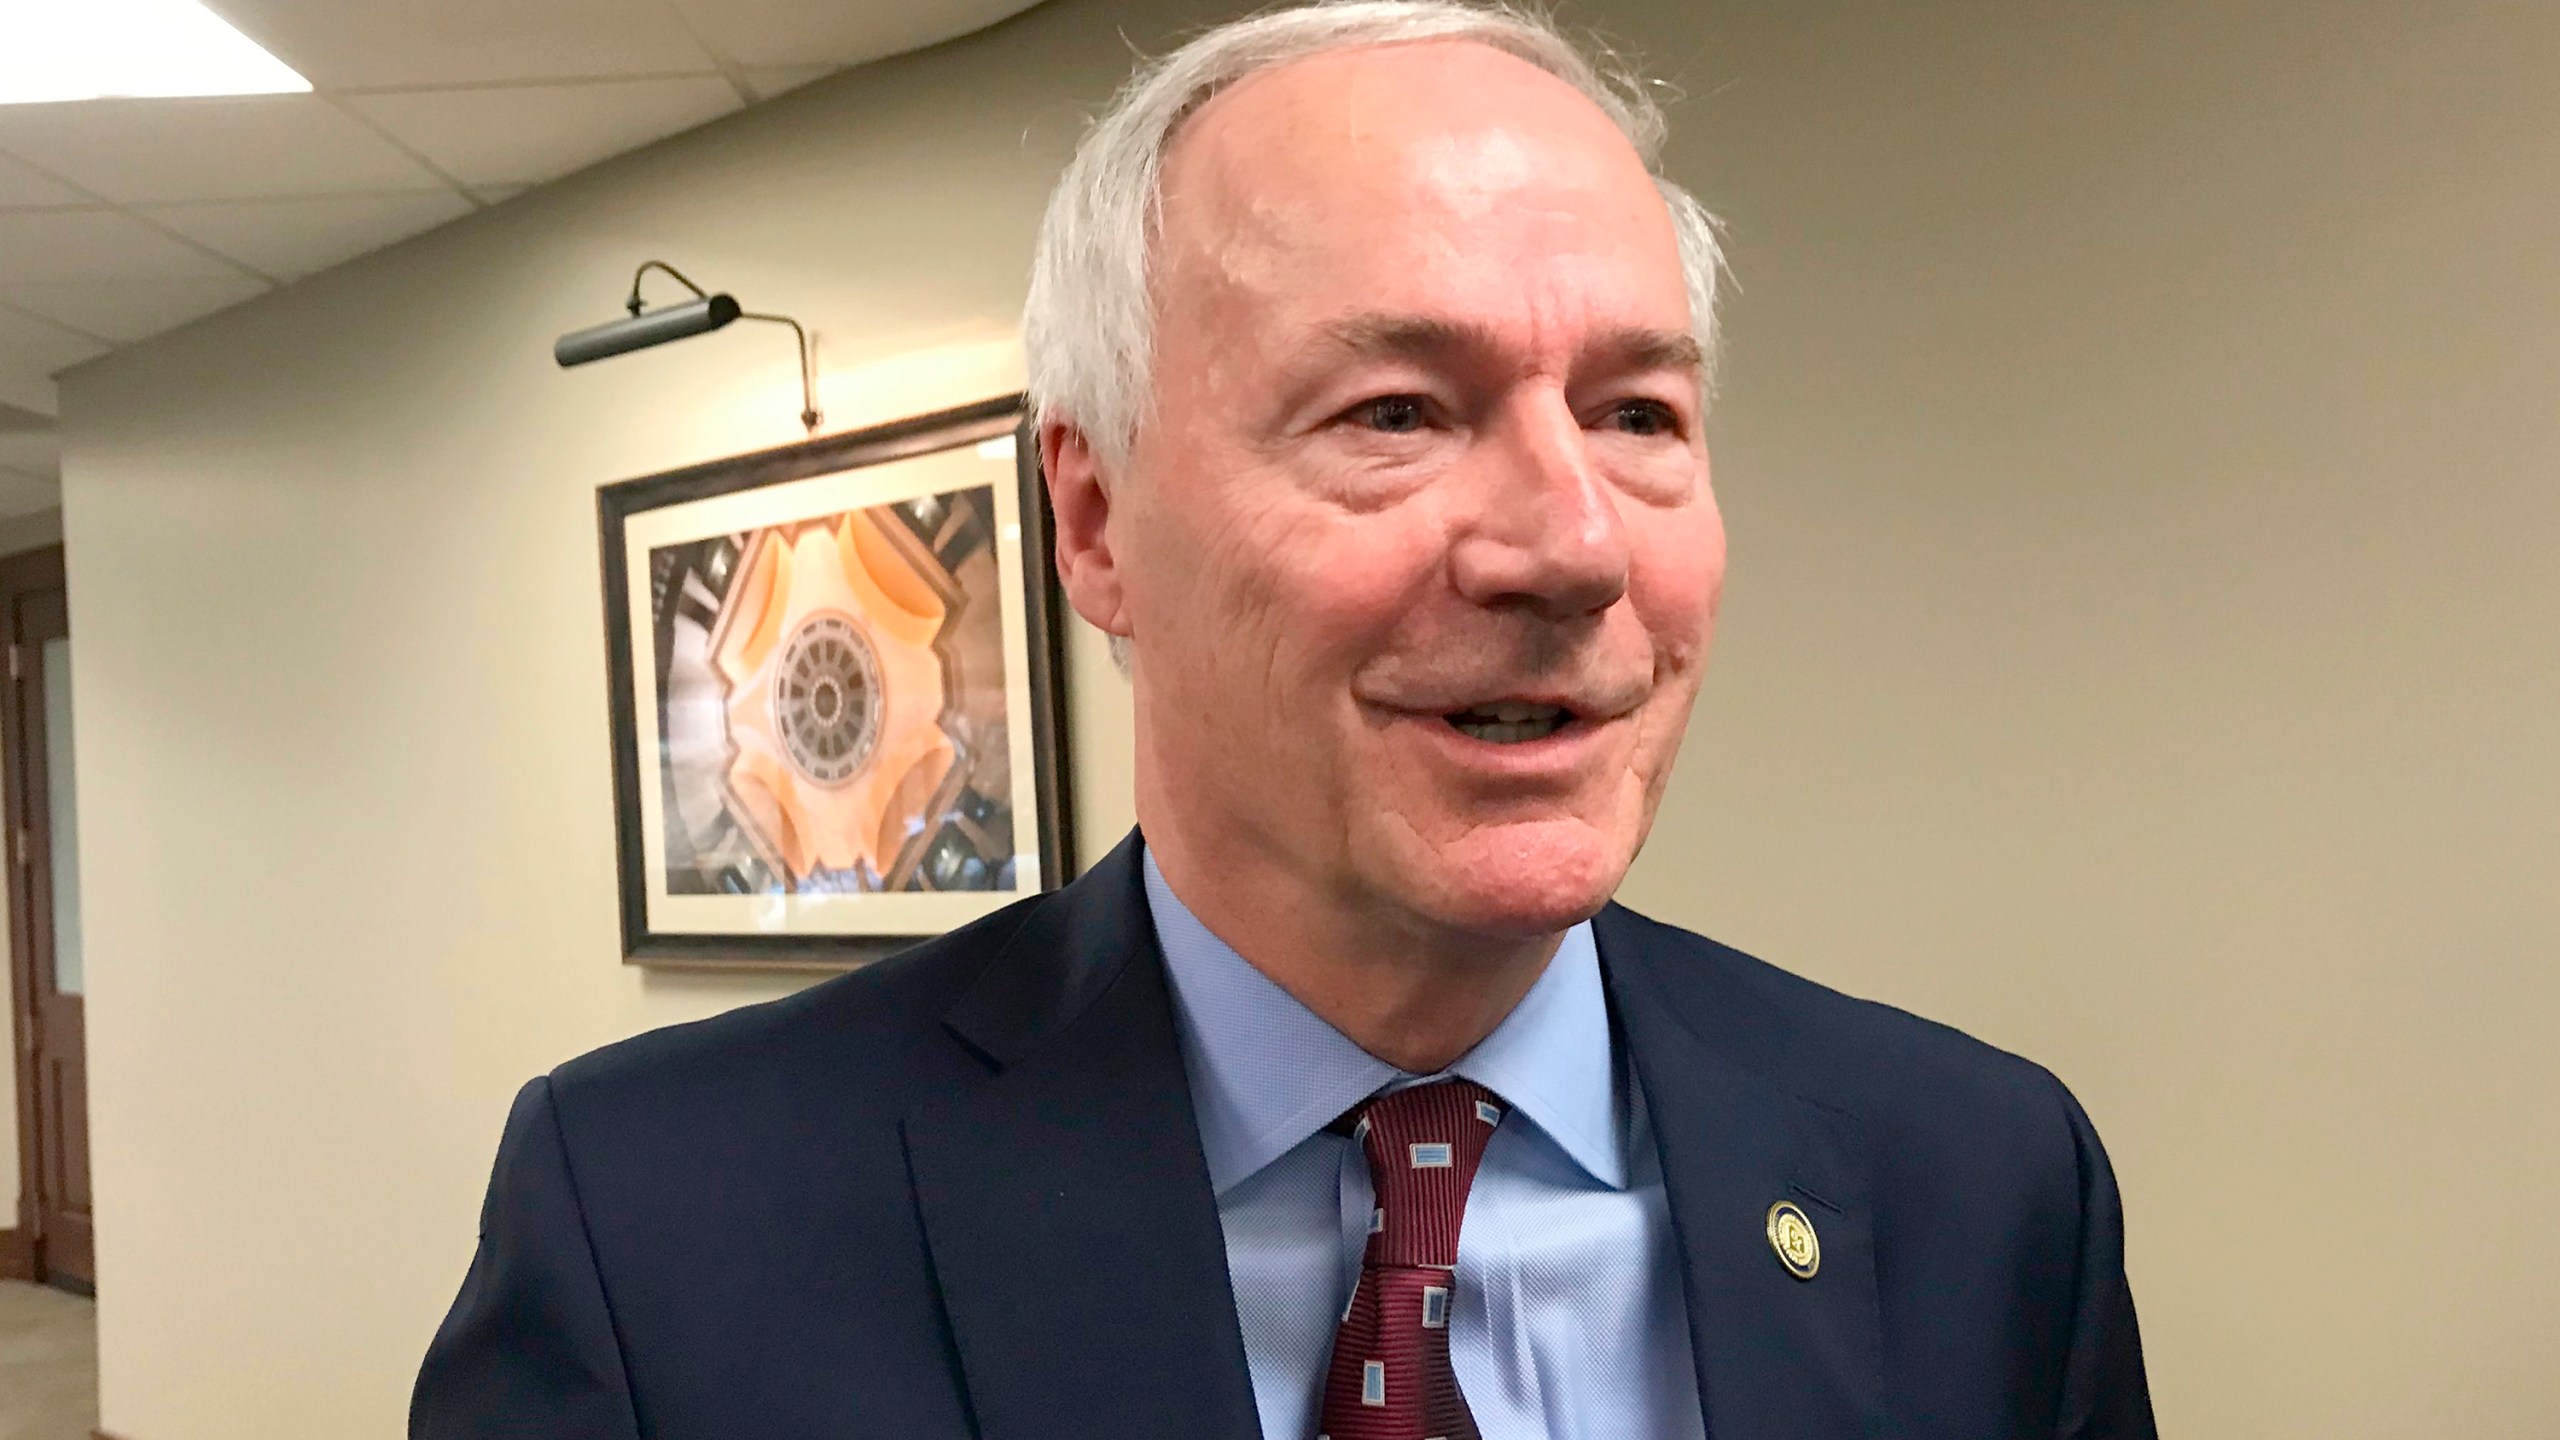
top-left (1409, 1142), bottom-right (1454, 1169)
top-left (1421, 1284), bottom-right (1450, 1329)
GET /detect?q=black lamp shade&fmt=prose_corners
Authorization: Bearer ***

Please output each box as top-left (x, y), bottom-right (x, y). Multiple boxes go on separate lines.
top-left (554, 294), bottom-right (744, 367)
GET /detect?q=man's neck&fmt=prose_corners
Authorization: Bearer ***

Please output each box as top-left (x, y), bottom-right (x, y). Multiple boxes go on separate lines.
top-left (1139, 820), bottom-right (1563, 1074)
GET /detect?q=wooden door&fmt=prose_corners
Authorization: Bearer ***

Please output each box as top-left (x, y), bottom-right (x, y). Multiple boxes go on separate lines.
top-left (4, 549), bottom-right (89, 1291)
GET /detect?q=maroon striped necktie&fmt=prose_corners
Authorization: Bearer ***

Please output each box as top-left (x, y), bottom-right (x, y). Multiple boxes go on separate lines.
top-left (1317, 1079), bottom-right (1507, 1440)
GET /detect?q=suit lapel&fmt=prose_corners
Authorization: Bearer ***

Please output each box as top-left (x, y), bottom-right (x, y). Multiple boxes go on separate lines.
top-left (1597, 906), bottom-right (1889, 1440)
top-left (902, 834), bottom-right (1262, 1440)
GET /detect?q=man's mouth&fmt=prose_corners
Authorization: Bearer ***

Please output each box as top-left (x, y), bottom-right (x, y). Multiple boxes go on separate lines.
top-left (1443, 701), bottom-right (1573, 744)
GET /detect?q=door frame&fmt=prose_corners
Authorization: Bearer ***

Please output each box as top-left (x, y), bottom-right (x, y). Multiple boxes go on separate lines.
top-left (0, 543), bottom-right (66, 1284)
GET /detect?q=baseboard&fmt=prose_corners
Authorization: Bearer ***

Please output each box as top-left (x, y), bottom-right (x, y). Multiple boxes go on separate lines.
top-left (0, 1226), bottom-right (31, 1281)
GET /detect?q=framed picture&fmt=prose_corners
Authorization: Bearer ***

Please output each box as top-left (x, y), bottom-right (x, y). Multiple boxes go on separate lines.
top-left (597, 394), bottom-right (1075, 967)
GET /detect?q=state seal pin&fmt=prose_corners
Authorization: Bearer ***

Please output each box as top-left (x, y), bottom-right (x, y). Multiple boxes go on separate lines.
top-left (1766, 1200), bottom-right (1821, 1280)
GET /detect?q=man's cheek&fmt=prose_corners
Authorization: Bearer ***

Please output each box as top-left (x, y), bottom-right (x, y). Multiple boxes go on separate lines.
top-left (1143, 486), bottom-right (1274, 641)
top-left (1633, 546), bottom-right (1722, 656)
top-left (1259, 521), bottom-right (1431, 645)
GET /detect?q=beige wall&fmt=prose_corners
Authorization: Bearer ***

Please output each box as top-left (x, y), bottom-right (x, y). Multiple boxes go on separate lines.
top-left (1617, 5), bottom-right (2560, 1432)
top-left (52, 1), bottom-right (2558, 1437)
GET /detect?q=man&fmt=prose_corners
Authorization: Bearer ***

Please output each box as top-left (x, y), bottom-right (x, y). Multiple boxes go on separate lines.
top-left (414, 3), bottom-right (2155, 1437)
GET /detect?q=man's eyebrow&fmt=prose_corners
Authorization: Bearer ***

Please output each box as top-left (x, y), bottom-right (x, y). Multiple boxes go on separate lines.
top-left (1314, 314), bottom-right (1486, 360)
top-left (1601, 327), bottom-right (1707, 376)
top-left (1310, 314), bottom-right (1705, 375)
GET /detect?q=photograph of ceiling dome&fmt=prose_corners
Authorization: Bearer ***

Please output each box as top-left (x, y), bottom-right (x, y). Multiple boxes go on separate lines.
top-left (599, 398), bottom-right (1073, 965)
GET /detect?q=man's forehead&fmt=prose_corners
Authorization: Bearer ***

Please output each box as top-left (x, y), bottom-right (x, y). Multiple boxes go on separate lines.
top-left (1156, 41), bottom-right (1676, 312)
top-left (1161, 39), bottom-right (1652, 229)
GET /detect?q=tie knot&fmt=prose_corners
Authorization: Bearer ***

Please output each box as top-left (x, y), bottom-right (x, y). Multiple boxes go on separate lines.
top-left (1351, 1079), bottom-right (1507, 1268)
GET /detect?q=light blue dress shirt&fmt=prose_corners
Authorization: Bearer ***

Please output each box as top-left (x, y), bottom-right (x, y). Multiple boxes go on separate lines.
top-left (1143, 851), bottom-right (1707, 1440)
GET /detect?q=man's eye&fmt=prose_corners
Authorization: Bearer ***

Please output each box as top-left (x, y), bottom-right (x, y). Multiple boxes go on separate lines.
top-left (1350, 396), bottom-right (1430, 434)
top-left (1604, 400), bottom-right (1679, 437)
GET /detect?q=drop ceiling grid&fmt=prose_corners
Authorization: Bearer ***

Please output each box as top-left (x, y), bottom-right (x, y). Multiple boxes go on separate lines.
top-left (0, 0), bottom-right (1043, 406)
top-left (0, 0), bottom-right (764, 359)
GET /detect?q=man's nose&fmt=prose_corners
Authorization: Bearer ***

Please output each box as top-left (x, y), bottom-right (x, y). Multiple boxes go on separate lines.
top-left (1446, 393), bottom-right (1632, 620)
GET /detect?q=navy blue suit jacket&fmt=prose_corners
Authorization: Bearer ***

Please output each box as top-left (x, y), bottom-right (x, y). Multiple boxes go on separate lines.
top-left (413, 833), bottom-right (2154, 1438)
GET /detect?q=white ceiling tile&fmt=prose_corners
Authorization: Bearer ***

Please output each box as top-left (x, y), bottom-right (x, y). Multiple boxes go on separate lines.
top-left (0, 304), bottom-right (111, 373)
top-left (0, 277), bottom-right (274, 344)
top-left (142, 191), bottom-right (475, 279)
top-left (0, 210), bottom-right (244, 283)
top-left (218, 0), bottom-right (719, 89)
top-left (348, 77), bottom-right (742, 188)
top-left (0, 151), bottom-right (87, 209)
top-left (0, 96), bottom-right (442, 204)
top-left (0, 466), bottom-right (61, 516)
top-left (741, 66), bottom-right (839, 102)
top-left (669, 0), bottom-right (1041, 69)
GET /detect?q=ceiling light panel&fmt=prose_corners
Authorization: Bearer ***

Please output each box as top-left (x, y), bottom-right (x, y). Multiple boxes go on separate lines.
top-left (213, 0), bottom-right (719, 90)
top-left (0, 0), bottom-right (310, 104)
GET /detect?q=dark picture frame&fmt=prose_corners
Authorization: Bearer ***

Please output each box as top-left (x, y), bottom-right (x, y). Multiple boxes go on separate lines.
top-left (597, 394), bottom-right (1075, 968)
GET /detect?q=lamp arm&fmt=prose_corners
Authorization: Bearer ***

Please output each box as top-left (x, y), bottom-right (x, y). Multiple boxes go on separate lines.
top-left (625, 260), bottom-right (711, 315)
top-left (739, 311), bottom-right (822, 434)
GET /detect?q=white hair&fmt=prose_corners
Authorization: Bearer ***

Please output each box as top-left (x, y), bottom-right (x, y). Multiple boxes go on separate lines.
top-left (1022, 0), bottom-right (1725, 474)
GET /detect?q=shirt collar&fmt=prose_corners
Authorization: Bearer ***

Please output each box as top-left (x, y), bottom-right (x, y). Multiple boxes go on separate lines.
top-left (1145, 847), bottom-right (1625, 1196)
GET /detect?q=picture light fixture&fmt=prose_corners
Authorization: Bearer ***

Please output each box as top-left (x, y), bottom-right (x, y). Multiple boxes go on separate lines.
top-left (554, 260), bottom-right (822, 434)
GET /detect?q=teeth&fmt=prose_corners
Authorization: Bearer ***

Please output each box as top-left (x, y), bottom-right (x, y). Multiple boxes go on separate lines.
top-left (1448, 703), bottom-right (1568, 744)
top-left (1455, 720), bottom-right (1555, 743)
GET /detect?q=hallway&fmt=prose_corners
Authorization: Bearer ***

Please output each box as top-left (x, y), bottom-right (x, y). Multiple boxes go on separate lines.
top-left (0, 1282), bottom-right (97, 1440)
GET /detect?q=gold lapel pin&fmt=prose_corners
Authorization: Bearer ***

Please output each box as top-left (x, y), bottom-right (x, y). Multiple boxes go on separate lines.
top-left (1766, 1200), bottom-right (1821, 1280)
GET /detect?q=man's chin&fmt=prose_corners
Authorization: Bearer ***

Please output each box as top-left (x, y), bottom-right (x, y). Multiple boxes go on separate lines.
top-left (1393, 819), bottom-right (1632, 940)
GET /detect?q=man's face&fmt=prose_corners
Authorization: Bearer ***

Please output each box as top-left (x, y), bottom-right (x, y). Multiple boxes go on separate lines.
top-left (1093, 40), bottom-right (1723, 940)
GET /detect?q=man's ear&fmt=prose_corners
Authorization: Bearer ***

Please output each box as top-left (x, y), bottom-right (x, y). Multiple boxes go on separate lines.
top-left (1040, 420), bottom-right (1133, 642)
